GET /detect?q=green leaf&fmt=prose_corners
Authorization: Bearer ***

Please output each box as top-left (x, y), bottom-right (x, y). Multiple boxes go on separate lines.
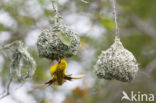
top-left (57, 31), bottom-right (71, 46)
top-left (18, 16), bottom-right (35, 26)
top-left (0, 24), bottom-right (12, 31)
top-left (100, 17), bottom-right (115, 30)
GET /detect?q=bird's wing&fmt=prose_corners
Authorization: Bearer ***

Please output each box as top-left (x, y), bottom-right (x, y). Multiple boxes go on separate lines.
top-left (63, 66), bottom-right (66, 74)
top-left (64, 74), bottom-right (85, 80)
top-left (71, 75), bottom-right (86, 79)
top-left (32, 79), bottom-right (56, 89)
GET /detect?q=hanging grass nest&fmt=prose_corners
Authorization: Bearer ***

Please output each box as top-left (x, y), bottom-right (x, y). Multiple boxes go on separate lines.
top-left (2, 41), bottom-right (36, 81)
top-left (37, 23), bottom-right (80, 60)
top-left (94, 37), bottom-right (139, 82)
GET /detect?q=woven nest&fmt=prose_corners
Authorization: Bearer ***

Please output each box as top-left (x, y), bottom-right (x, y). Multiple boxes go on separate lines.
top-left (37, 24), bottom-right (80, 60)
top-left (95, 38), bottom-right (139, 82)
top-left (2, 41), bottom-right (36, 81)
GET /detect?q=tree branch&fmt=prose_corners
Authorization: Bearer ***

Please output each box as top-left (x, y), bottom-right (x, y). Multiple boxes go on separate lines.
top-left (130, 15), bottom-right (156, 39)
top-left (81, 0), bottom-right (88, 4)
top-left (145, 58), bottom-right (156, 73)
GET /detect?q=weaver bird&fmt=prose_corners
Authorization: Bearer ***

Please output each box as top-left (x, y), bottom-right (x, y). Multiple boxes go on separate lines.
top-left (33, 59), bottom-right (84, 88)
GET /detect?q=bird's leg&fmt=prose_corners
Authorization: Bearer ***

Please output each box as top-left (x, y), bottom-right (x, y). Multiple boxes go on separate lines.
top-left (56, 58), bottom-right (61, 63)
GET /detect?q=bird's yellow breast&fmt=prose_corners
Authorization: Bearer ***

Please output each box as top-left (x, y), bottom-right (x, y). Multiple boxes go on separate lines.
top-left (49, 64), bottom-right (58, 76)
top-left (49, 59), bottom-right (67, 76)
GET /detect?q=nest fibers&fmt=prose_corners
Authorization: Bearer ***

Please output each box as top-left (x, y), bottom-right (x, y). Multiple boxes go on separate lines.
top-left (1, 41), bottom-right (36, 81)
top-left (95, 37), bottom-right (139, 82)
top-left (37, 24), bottom-right (80, 60)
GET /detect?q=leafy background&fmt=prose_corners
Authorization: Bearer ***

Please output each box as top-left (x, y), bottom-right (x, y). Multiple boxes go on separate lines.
top-left (0, 0), bottom-right (156, 103)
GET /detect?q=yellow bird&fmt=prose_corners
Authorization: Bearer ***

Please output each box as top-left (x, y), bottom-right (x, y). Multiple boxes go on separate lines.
top-left (33, 59), bottom-right (84, 88)
top-left (50, 59), bottom-right (67, 77)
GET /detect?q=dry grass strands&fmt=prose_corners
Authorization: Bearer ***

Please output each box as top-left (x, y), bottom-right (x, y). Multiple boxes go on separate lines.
top-left (2, 41), bottom-right (36, 81)
top-left (37, 23), bottom-right (80, 60)
top-left (95, 37), bottom-right (139, 82)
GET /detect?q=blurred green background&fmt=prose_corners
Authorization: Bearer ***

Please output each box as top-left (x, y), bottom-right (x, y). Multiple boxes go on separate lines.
top-left (0, 0), bottom-right (156, 103)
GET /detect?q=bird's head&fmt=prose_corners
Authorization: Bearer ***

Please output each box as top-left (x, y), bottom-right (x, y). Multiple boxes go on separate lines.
top-left (58, 59), bottom-right (67, 70)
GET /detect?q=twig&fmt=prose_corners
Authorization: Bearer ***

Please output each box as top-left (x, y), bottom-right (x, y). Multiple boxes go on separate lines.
top-left (112, 0), bottom-right (119, 38)
top-left (51, 0), bottom-right (62, 24)
top-left (0, 78), bottom-right (12, 100)
top-left (145, 58), bottom-right (156, 73)
top-left (51, 0), bottom-right (58, 15)
top-left (81, 0), bottom-right (88, 4)
top-left (130, 15), bottom-right (156, 40)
